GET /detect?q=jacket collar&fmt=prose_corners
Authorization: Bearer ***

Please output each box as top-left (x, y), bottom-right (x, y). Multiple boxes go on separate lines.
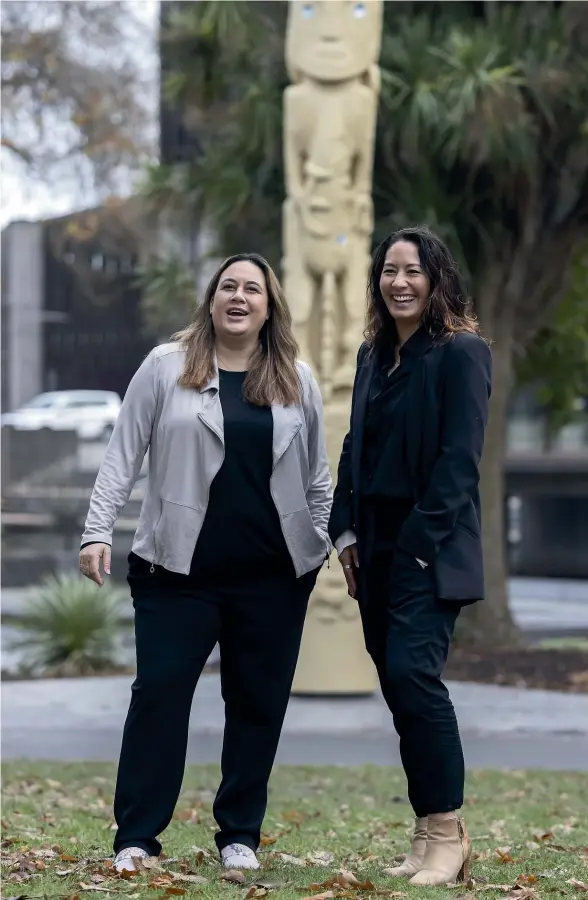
top-left (199, 353), bottom-right (220, 394)
top-left (399, 326), bottom-right (435, 359)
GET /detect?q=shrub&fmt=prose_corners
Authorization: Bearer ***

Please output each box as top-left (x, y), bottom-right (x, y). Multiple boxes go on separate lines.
top-left (9, 573), bottom-right (127, 676)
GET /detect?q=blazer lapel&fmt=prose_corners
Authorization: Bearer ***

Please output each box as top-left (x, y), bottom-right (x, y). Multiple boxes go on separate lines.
top-left (351, 351), bottom-right (373, 495)
top-left (405, 343), bottom-right (436, 499)
top-left (272, 403), bottom-right (303, 469)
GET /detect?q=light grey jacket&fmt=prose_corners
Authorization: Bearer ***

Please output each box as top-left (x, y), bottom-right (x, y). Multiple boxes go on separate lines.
top-left (81, 343), bottom-right (333, 577)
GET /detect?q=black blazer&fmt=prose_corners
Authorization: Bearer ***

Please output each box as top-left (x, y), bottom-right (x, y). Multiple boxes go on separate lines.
top-left (328, 331), bottom-right (493, 604)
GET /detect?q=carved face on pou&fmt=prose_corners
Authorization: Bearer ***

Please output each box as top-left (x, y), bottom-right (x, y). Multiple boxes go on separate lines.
top-left (286, 0), bottom-right (383, 83)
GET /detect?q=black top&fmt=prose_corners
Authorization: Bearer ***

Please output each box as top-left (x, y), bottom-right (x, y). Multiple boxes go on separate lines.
top-left (190, 369), bottom-right (292, 579)
top-left (361, 328), bottom-right (428, 501)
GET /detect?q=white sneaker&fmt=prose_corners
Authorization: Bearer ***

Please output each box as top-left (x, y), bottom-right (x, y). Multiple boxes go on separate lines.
top-left (114, 847), bottom-right (150, 873)
top-left (221, 843), bottom-right (260, 870)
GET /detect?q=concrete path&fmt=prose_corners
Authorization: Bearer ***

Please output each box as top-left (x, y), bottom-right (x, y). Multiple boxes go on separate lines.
top-left (3, 673), bottom-right (587, 770)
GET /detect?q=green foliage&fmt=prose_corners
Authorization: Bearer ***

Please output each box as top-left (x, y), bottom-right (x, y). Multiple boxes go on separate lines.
top-left (9, 573), bottom-right (126, 676)
top-left (148, 0), bottom-right (587, 348)
top-left (136, 256), bottom-right (198, 340)
top-left (516, 244), bottom-right (588, 434)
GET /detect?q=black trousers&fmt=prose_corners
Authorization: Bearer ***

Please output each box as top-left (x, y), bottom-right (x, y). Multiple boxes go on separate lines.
top-left (360, 538), bottom-right (464, 817)
top-left (113, 555), bottom-right (317, 857)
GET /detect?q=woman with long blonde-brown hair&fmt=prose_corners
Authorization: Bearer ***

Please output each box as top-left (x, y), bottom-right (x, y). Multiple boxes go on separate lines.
top-left (79, 253), bottom-right (332, 873)
top-left (329, 227), bottom-right (492, 886)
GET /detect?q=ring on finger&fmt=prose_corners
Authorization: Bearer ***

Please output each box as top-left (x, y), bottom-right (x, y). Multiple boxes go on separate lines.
top-left (343, 564), bottom-right (352, 570)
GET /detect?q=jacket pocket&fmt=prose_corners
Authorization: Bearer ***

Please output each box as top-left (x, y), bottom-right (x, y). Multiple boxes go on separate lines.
top-left (283, 507), bottom-right (328, 566)
top-left (435, 524), bottom-right (484, 602)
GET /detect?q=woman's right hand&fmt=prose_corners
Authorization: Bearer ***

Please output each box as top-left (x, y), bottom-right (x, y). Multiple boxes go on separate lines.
top-left (338, 543), bottom-right (359, 598)
top-left (79, 543), bottom-right (111, 587)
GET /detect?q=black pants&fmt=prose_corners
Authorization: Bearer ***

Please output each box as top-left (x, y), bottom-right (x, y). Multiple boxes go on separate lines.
top-left (113, 555), bottom-right (317, 857)
top-left (360, 540), bottom-right (464, 817)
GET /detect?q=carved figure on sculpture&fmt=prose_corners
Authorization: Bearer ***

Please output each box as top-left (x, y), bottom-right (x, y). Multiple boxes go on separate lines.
top-left (283, 0), bottom-right (383, 398)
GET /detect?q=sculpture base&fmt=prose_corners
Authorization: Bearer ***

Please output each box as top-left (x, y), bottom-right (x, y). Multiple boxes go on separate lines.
top-left (292, 395), bottom-right (377, 696)
top-left (292, 562), bottom-right (377, 695)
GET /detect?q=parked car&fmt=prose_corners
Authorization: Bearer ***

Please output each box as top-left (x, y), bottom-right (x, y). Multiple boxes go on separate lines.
top-left (1, 390), bottom-right (122, 441)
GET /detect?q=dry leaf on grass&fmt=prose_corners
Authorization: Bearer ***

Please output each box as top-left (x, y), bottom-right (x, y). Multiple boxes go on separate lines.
top-left (260, 836), bottom-right (278, 847)
top-left (79, 883), bottom-right (119, 892)
top-left (504, 890), bottom-right (539, 900)
top-left (190, 846), bottom-right (213, 866)
top-left (172, 873), bottom-right (208, 885)
top-left (337, 871), bottom-right (360, 889)
top-left (176, 808), bottom-right (202, 824)
top-left (568, 880), bottom-right (588, 893)
top-left (282, 810), bottom-right (306, 826)
top-left (299, 891), bottom-right (335, 900)
top-left (222, 869), bottom-right (246, 884)
top-left (246, 888), bottom-right (269, 899)
top-left (269, 852), bottom-right (306, 866)
top-left (307, 852), bottom-right (335, 867)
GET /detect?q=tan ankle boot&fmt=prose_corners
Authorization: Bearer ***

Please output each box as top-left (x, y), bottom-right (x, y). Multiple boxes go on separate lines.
top-left (385, 817), bottom-right (428, 877)
top-left (409, 813), bottom-right (471, 886)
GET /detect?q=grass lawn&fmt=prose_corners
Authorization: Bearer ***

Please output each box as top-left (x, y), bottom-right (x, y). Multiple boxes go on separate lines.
top-left (2, 763), bottom-right (587, 900)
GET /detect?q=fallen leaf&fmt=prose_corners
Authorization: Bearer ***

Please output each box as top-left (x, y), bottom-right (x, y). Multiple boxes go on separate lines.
top-left (495, 848), bottom-right (514, 864)
top-left (531, 831), bottom-right (554, 843)
top-left (172, 873), bottom-right (207, 885)
top-left (504, 890), bottom-right (539, 900)
top-left (270, 852), bottom-right (305, 866)
top-left (299, 892), bottom-right (334, 900)
top-left (150, 876), bottom-right (175, 887)
top-left (163, 889), bottom-right (186, 897)
top-left (246, 888), bottom-right (268, 899)
top-left (260, 836), bottom-right (277, 847)
top-left (568, 880), bottom-right (588, 893)
top-left (190, 846), bottom-right (213, 865)
top-left (282, 811), bottom-right (305, 826)
top-left (515, 875), bottom-right (538, 886)
top-left (79, 884), bottom-right (117, 893)
top-left (307, 852), bottom-right (335, 867)
top-left (222, 869), bottom-right (246, 884)
top-left (337, 871), bottom-right (360, 889)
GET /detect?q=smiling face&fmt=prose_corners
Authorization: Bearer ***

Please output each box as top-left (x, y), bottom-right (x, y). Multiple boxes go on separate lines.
top-left (210, 260), bottom-right (269, 344)
top-left (379, 240), bottom-right (430, 327)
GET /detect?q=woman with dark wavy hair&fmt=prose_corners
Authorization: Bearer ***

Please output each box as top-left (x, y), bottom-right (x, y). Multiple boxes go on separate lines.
top-left (80, 253), bottom-right (332, 873)
top-left (329, 227), bottom-right (492, 886)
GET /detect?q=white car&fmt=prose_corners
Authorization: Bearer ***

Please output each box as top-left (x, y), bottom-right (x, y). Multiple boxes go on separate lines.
top-left (1, 390), bottom-right (122, 441)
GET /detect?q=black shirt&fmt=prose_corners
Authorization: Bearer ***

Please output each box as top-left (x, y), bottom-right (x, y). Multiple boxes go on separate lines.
top-left (361, 327), bottom-right (435, 500)
top-left (190, 369), bottom-right (292, 578)
top-left (362, 351), bottom-right (412, 500)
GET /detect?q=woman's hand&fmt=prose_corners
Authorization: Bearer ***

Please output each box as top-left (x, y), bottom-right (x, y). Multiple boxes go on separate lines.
top-left (338, 543), bottom-right (359, 598)
top-left (79, 543), bottom-right (111, 587)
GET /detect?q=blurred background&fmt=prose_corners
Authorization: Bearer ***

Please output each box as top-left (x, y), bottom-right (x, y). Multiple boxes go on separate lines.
top-left (1, 1), bottom-right (587, 691)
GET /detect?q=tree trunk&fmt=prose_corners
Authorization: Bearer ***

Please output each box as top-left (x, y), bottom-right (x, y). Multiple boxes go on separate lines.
top-left (457, 314), bottom-right (522, 647)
